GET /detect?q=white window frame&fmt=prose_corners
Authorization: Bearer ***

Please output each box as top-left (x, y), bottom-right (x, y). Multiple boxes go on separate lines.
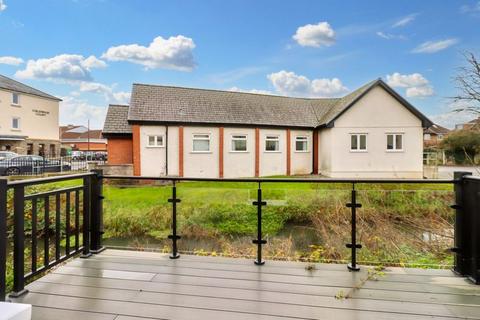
top-left (11, 92), bottom-right (20, 106)
top-left (264, 135), bottom-right (280, 152)
top-left (350, 133), bottom-right (367, 152)
top-left (147, 135), bottom-right (165, 148)
top-left (423, 133), bottom-right (431, 141)
top-left (11, 117), bottom-right (21, 130)
top-left (386, 133), bottom-right (404, 152)
top-left (294, 136), bottom-right (309, 152)
top-left (192, 133), bottom-right (211, 153)
top-left (230, 134), bottom-right (248, 152)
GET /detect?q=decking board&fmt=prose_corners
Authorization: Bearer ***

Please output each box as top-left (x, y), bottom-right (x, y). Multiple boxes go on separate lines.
top-left (7, 249), bottom-right (480, 320)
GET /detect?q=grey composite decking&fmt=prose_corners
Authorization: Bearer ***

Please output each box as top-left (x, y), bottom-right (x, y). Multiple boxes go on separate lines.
top-left (9, 249), bottom-right (480, 320)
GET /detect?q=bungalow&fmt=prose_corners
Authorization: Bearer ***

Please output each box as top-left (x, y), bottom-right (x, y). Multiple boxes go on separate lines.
top-left (102, 79), bottom-right (432, 178)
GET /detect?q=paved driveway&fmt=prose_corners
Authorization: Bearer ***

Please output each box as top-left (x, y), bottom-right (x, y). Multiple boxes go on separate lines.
top-left (437, 166), bottom-right (480, 179)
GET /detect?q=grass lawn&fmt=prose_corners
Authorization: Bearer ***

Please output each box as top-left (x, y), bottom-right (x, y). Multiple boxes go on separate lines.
top-left (101, 179), bottom-right (454, 267)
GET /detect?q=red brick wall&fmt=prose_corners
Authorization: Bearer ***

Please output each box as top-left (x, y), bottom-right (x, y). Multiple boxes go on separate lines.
top-left (255, 128), bottom-right (260, 177)
top-left (107, 137), bottom-right (133, 165)
top-left (132, 125), bottom-right (141, 176)
top-left (219, 127), bottom-right (224, 178)
top-left (286, 129), bottom-right (291, 176)
top-left (179, 126), bottom-right (184, 177)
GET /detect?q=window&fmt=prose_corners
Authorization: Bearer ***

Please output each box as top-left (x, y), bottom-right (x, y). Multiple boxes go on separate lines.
top-left (147, 135), bottom-right (164, 147)
top-left (49, 144), bottom-right (56, 157)
top-left (265, 135), bottom-right (279, 152)
top-left (438, 134), bottom-right (444, 140)
top-left (12, 117), bottom-right (20, 130)
top-left (231, 134), bottom-right (247, 152)
top-left (27, 144), bottom-right (33, 155)
top-left (424, 133), bottom-right (431, 141)
top-left (38, 144), bottom-right (45, 156)
top-left (295, 136), bottom-right (308, 152)
top-left (12, 93), bottom-right (19, 105)
top-left (192, 134), bottom-right (210, 152)
top-left (350, 134), bottom-right (367, 151)
top-left (387, 133), bottom-right (403, 151)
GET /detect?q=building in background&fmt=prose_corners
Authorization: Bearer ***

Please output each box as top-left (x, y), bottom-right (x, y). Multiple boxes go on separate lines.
top-left (60, 125), bottom-right (107, 155)
top-left (0, 74), bottom-right (61, 156)
top-left (103, 79), bottom-right (432, 178)
top-left (423, 124), bottom-right (450, 147)
top-left (455, 117), bottom-right (480, 131)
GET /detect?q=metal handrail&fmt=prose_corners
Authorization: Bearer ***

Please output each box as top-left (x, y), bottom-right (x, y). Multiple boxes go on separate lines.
top-left (103, 174), bottom-right (456, 184)
top-left (6, 172), bottom-right (95, 188)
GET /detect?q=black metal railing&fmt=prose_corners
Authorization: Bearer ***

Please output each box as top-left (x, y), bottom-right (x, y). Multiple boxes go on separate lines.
top-left (1, 170), bottom-right (479, 301)
top-left (0, 171), bottom-right (104, 300)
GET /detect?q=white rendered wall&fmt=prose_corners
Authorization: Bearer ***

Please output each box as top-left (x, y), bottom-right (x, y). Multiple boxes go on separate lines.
top-left (140, 125), bottom-right (167, 176)
top-left (259, 128), bottom-right (286, 177)
top-left (183, 126), bottom-right (220, 178)
top-left (328, 86), bottom-right (424, 178)
top-left (223, 127), bottom-right (256, 178)
top-left (290, 129), bottom-right (313, 175)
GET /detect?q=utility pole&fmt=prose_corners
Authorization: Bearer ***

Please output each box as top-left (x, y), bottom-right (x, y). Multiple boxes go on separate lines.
top-left (87, 119), bottom-right (91, 157)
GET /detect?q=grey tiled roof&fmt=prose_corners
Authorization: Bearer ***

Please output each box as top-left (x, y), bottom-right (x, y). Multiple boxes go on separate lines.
top-left (103, 105), bottom-right (132, 135)
top-left (0, 74), bottom-right (61, 101)
top-left (104, 79), bottom-right (432, 133)
top-left (128, 84), bottom-right (328, 128)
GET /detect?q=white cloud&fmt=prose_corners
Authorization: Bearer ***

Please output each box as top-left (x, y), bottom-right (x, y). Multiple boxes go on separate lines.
top-left (267, 70), bottom-right (347, 97)
top-left (228, 86), bottom-right (272, 95)
top-left (0, 56), bottom-right (23, 66)
top-left (376, 31), bottom-right (407, 40)
top-left (15, 54), bottom-right (107, 82)
top-left (412, 38), bottom-right (459, 53)
top-left (77, 81), bottom-right (130, 104)
top-left (102, 35), bottom-right (196, 71)
top-left (429, 101), bottom-right (478, 129)
top-left (392, 13), bottom-right (417, 28)
top-left (386, 72), bottom-right (434, 98)
top-left (292, 22), bottom-right (335, 47)
top-left (59, 96), bottom-right (108, 129)
top-left (460, 1), bottom-right (480, 14)
top-left (386, 72), bottom-right (429, 88)
top-left (406, 86), bottom-right (434, 97)
top-left (0, 0), bottom-right (7, 12)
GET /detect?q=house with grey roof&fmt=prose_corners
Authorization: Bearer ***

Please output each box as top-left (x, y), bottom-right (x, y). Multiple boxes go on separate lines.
top-left (0, 74), bottom-right (62, 156)
top-left (102, 79), bottom-right (432, 178)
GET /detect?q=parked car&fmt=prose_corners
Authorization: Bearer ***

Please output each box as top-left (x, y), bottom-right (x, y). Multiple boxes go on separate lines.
top-left (0, 155), bottom-right (71, 176)
top-left (0, 151), bottom-right (17, 161)
top-left (71, 151), bottom-right (85, 161)
top-left (71, 151), bottom-right (106, 161)
top-left (94, 152), bottom-right (107, 161)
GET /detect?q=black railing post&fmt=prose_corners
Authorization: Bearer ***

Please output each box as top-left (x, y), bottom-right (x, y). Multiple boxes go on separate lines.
top-left (90, 169), bottom-right (105, 253)
top-left (252, 182), bottom-right (267, 265)
top-left (81, 175), bottom-right (92, 258)
top-left (346, 182), bottom-right (362, 272)
top-left (0, 179), bottom-right (7, 301)
top-left (451, 171), bottom-right (472, 276)
top-left (10, 185), bottom-right (28, 297)
top-left (168, 180), bottom-right (181, 259)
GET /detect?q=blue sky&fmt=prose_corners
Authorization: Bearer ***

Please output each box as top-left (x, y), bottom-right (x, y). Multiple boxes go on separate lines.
top-left (1, 0), bottom-right (479, 128)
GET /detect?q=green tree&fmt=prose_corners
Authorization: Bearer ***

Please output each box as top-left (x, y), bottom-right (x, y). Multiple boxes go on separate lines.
top-left (440, 130), bottom-right (480, 164)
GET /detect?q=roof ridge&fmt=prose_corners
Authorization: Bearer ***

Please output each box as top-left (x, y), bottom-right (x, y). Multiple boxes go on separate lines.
top-left (132, 82), bottom-right (342, 101)
top-left (0, 74), bottom-right (62, 101)
top-left (108, 104), bottom-right (129, 107)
